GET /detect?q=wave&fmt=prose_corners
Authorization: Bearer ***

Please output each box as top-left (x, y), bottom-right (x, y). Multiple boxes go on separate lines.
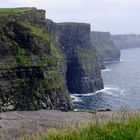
top-left (70, 95), bottom-right (82, 102)
top-left (71, 87), bottom-right (126, 102)
top-left (103, 59), bottom-right (135, 64)
top-left (101, 69), bottom-right (111, 72)
top-left (71, 92), bottom-right (97, 97)
top-left (104, 61), bottom-right (120, 64)
top-left (103, 59), bottom-right (135, 65)
top-left (96, 87), bottom-right (120, 96)
top-left (120, 59), bottom-right (135, 62)
top-left (97, 87), bottom-right (127, 97)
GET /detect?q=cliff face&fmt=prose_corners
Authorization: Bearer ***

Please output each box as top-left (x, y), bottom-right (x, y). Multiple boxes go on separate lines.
top-left (57, 23), bottom-right (103, 94)
top-left (112, 34), bottom-right (140, 49)
top-left (0, 8), bottom-right (72, 111)
top-left (0, 8), bottom-right (104, 111)
top-left (91, 31), bottom-right (120, 68)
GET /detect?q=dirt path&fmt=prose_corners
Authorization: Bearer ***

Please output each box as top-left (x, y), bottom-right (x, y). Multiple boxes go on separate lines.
top-left (0, 110), bottom-right (140, 140)
top-left (0, 110), bottom-right (93, 139)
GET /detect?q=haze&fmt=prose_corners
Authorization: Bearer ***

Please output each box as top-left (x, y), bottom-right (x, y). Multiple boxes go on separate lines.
top-left (1, 0), bottom-right (140, 34)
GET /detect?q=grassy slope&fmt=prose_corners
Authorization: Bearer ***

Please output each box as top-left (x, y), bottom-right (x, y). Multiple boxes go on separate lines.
top-left (22, 116), bottom-right (140, 140)
top-left (0, 8), bottom-right (32, 13)
top-left (0, 8), bottom-right (33, 17)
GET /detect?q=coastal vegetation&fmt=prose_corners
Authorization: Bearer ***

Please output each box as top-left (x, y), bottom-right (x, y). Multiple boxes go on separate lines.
top-left (22, 114), bottom-right (140, 140)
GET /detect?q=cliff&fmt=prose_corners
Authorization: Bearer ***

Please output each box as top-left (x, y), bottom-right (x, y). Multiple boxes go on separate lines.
top-left (0, 8), bottom-right (103, 111)
top-left (0, 8), bottom-right (72, 111)
top-left (112, 34), bottom-right (140, 49)
top-left (91, 31), bottom-right (120, 68)
top-left (45, 21), bottom-right (103, 94)
top-left (57, 23), bottom-right (103, 94)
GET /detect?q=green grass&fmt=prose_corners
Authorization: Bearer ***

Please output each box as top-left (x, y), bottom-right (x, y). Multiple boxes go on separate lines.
top-left (21, 116), bottom-right (140, 140)
top-left (21, 21), bottom-right (50, 42)
top-left (0, 8), bottom-right (34, 18)
top-left (16, 47), bottom-right (27, 66)
top-left (0, 8), bottom-right (32, 13)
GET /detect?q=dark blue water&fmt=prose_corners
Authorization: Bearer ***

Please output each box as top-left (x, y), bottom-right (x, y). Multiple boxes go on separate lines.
top-left (72, 48), bottom-right (140, 110)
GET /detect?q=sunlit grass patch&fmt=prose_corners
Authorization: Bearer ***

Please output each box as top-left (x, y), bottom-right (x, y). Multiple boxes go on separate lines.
top-left (0, 8), bottom-right (32, 13)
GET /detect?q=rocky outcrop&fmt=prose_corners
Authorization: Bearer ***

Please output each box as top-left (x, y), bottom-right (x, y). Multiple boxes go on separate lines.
top-left (112, 34), bottom-right (140, 49)
top-left (91, 31), bottom-right (120, 68)
top-left (57, 23), bottom-right (103, 94)
top-left (0, 8), bottom-right (72, 111)
top-left (0, 8), bottom-right (104, 111)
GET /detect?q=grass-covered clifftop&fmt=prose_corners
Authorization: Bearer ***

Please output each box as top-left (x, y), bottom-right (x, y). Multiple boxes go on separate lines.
top-left (0, 7), bottom-right (31, 12)
top-left (91, 31), bottom-right (120, 68)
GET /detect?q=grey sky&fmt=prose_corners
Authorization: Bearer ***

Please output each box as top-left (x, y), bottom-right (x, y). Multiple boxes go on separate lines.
top-left (1, 0), bottom-right (140, 34)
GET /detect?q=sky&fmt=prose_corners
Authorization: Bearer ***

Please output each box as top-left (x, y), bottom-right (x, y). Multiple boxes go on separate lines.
top-left (1, 0), bottom-right (140, 34)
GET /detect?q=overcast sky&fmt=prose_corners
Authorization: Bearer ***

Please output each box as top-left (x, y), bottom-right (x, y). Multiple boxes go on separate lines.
top-left (1, 0), bottom-right (140, 34)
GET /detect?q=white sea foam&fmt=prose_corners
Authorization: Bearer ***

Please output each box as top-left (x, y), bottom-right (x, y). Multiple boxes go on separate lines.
top-left (120, 89), bottom-right (127, 95)
top-left (74, 109), bottom-right (79, 112)
top-left (71, 87), bottom-right (126, 103)
top-left (103, 59), bottom-right (134, 65)
top-left (120, 59), bottom-right (134, 62)
top-left (104, 61), bottom-right (120, 64)
top-left (70, 95), bottom-right (82, 102)
top-left (70, 87), bottom-right (117, 99)
top-left (97, 87), bottom-right (119, 96)
top-left (96, 87), bottom-right (126, 97)
top-left (71, 87), bottom-right (126, 98)
top-left (73, 93), bottom-right (96, 97)
top-left (101, 69), bottom-right (111, 72)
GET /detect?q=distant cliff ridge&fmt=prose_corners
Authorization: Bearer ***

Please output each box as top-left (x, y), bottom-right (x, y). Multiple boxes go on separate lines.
top-left (112, 34), bottom-right (140, 49)
top-left (0, 8), bottom-right (103, 111)
top-left (91, 31), bottom-right (120, 68)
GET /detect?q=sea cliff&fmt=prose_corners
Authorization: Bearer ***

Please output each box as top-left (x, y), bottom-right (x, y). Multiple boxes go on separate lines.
top-left (91, 31), bottom-right (120, 68)
top-left (0, 8), bottom-right (103, 111)
top-left (112, 34), bottom-right (140, 49)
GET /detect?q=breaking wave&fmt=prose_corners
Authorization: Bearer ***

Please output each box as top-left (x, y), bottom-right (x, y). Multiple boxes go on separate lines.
top-left (71, 87), bottom-right (126, 103)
